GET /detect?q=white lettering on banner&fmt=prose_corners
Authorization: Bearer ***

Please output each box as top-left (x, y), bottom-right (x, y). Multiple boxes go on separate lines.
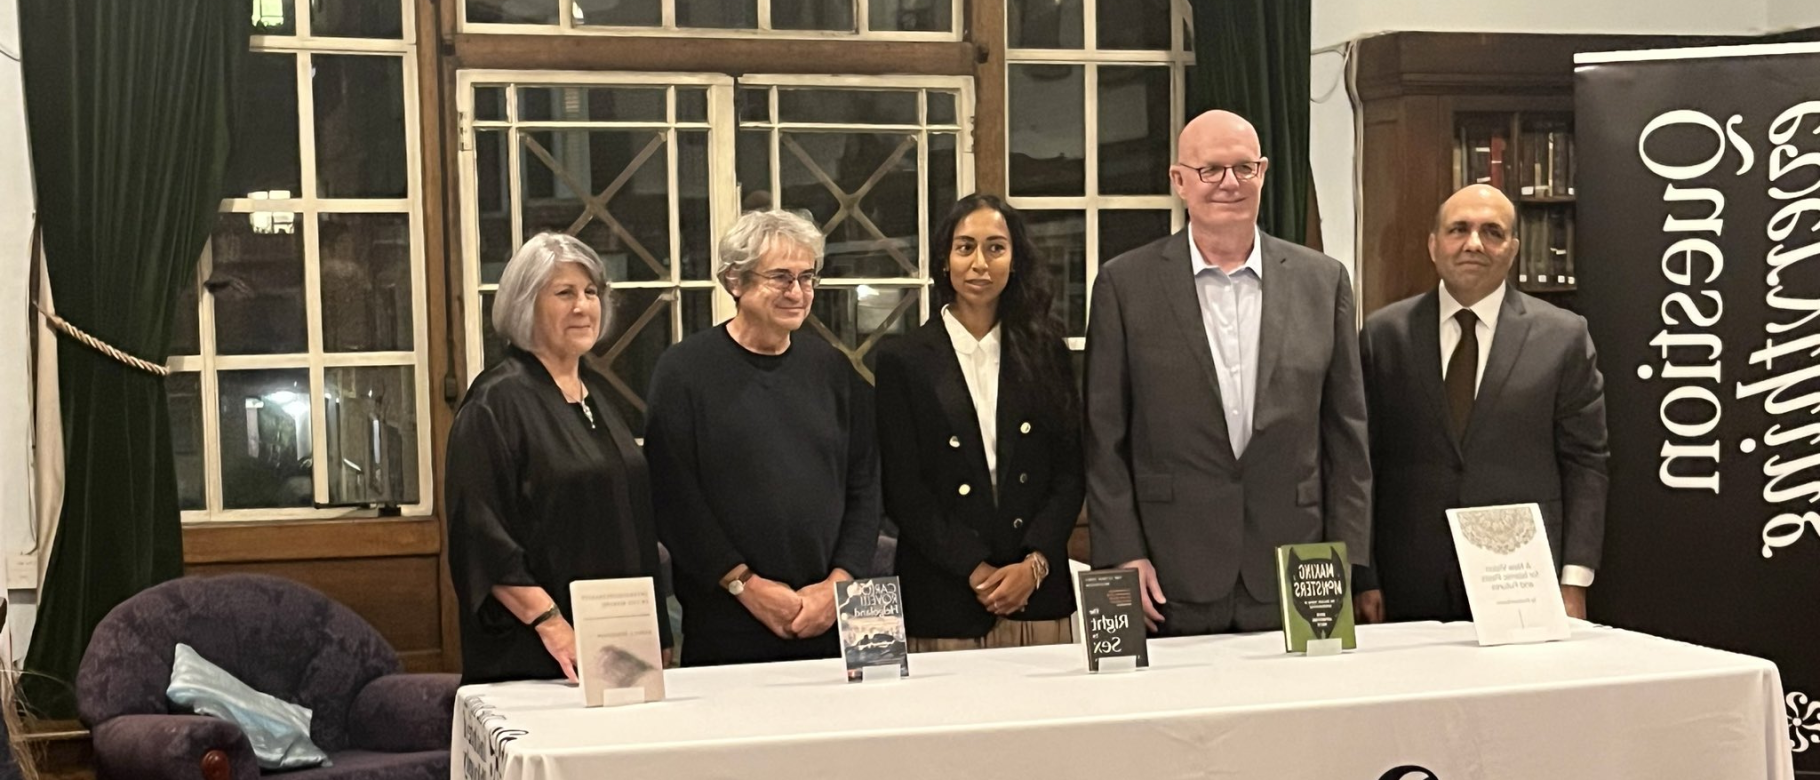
top-left (1739, 100), bottom-right (1820, 557)
top-left (1641, 108), bottom-right (1749, 495)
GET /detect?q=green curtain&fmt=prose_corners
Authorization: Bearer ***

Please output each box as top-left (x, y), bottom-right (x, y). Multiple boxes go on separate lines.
top-left (1187, 0), bottom-right (1312, 244)
top-left (19, 0), bottom-right (244, 718)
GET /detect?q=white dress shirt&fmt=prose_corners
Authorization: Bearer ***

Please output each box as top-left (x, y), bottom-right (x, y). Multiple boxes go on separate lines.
top-left (1188, 227), bottom-right (1265, 458)
top-left (1436, 282), bottom-right (1594, 588)
top-left (942, 306), bottom-right (1001, 487)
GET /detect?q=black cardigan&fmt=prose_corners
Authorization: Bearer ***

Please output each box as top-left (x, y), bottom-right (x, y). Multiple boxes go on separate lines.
top-left (874, 316), bottom-right (1083, 639)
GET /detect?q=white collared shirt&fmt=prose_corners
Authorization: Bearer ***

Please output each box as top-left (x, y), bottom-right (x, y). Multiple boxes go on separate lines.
top-left (1436, 282), bottom-right (1595, 588)
top-left (1187, 227), bottom-right (1265, 457)
top-left (1437, 281), bottom-right (1505, 396)
top-left (942, 306), bottom-right (1001, 486)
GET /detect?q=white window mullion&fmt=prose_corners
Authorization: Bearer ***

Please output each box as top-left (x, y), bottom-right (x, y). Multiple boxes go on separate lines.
top-left (1082, 0), bottom-right (1097, 51)
top-left (197, 242), bottom-right (226, 519)
top-left (758, 0), bottom-right (773, 31)
top-left (667, 120), bottom-right (684, 340)
top-left (661, 0), bottom-right (676, 30)
top-left (295, 0), bottom-right (313, 39)
top-left (855, 0), bottom-right (869, 34)
top-left (708, 82), bottom-right (739, 323)
top-left (916, 125), bottom-right (930, 325)
top-left (297, 53), bottom-right (319, 202)
top-left (1084, 63), bottom-right (1101, 328)
top-left (303, 211), bottom-right (329, 506)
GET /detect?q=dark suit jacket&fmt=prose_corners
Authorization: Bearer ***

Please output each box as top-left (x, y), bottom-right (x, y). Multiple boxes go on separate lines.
top-left (1356, 286), bottom-right (1609, 621)
top-left (1084, 229), bottom-right (1371, 605)
top-left (875, 317), bottom-right (1083, 638)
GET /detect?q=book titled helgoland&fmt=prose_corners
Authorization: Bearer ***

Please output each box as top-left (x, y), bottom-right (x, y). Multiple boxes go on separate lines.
top-left (1275, 542), bottom-right (1357, 653)
top-left (1077, 568), bottom-right (1148, 672)
top-left (568, 577), bottom-right (666, 707)
top-left (835, 577), bottom-right (909, 683)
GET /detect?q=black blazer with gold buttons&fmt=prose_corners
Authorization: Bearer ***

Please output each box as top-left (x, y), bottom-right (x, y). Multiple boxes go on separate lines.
top-left (875, 316), bottom-right (1083, 639)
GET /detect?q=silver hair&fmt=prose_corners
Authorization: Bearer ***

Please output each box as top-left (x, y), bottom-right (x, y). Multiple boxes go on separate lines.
top-left (716, 209), bottom-right (826, 296)
top-left (491, 232), bottom-right (612, 351)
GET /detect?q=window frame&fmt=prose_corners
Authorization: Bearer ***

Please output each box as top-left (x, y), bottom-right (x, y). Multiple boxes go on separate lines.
top-left (170, 2), bottom-right (433, 523)
top-left (460, 0), bottom-right (965, 42)
top-left (1004, 0), bottom-right (1194, 351)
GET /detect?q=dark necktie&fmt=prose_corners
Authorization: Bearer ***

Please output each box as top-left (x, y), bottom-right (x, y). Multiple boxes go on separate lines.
top-left (1446, 309), bottom-right (1479, 442)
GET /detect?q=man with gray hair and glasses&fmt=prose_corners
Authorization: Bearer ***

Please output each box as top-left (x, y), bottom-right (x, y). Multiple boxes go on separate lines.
top-left (646, 209), bottom-right (882, 666)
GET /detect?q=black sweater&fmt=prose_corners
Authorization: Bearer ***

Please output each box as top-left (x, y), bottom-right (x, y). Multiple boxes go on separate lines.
top-left (645, 325), bottom-right (881, 665)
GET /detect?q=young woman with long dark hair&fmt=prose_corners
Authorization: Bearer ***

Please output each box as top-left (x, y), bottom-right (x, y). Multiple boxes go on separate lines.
top-left (874, 194), bottom-right (1083, 651)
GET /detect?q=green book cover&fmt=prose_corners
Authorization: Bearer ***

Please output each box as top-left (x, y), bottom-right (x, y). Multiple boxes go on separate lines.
top-left (1276, 542), bottom-right (1357, 652)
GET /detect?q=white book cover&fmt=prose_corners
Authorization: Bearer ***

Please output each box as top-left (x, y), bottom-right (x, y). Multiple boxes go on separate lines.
top-left (1446, 503), bottom-right (1572, 646)
top-left (568, 577), bottom-right (665, 707)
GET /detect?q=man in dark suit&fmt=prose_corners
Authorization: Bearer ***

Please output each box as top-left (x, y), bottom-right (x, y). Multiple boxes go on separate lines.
top-left (1355, 184), bottom-right (1608, 622)
top-left (1084, 110), bottom-right (1371, 635)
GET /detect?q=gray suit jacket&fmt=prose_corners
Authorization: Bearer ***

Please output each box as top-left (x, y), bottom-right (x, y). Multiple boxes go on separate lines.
top-left (1084, 229), bottom-right (1371, 605)
top-left (1356, 286), bottom-right (1608, 621)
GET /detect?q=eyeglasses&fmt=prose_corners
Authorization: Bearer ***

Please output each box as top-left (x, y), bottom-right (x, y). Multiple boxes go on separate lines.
top-left (755, 270), bottom-right (820, 293)
top-left (1175, 160), bottom-right (1264, 184)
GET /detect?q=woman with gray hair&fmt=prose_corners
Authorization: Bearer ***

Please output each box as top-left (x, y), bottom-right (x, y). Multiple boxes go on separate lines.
top-left (446, 231), bottom-right (672, 684)
top-left (646, 209), bottom-right (881, 666)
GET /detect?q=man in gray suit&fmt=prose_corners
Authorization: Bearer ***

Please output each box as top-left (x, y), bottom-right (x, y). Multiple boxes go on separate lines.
top-left (1355, 184), bottom-right (1607, 622)
top-left (1084, 110), bottom-right (1371, 635)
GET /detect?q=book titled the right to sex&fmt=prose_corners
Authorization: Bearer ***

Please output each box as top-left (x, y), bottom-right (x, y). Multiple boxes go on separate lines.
top-left (1077, 568), bottom-right (1148, 672)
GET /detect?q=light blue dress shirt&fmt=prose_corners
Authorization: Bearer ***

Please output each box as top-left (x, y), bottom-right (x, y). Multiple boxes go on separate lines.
top-left (1188, 228), bottom-right (1264, 458)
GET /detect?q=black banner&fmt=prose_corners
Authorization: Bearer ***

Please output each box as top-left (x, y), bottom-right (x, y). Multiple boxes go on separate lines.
top-left (1577, 44), bottom-right (1820, 770)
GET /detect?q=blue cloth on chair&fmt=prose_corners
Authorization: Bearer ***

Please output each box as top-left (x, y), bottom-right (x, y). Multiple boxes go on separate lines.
top-left (167, 643), bottom-right (330, 771)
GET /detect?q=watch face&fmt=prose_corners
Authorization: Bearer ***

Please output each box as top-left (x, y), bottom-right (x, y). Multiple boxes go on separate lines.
top-left (728, 579), bottom-right (745, 596)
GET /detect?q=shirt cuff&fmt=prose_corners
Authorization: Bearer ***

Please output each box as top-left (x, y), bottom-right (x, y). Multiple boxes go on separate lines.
top-left (1561, 565), bottom-right (1596, 588)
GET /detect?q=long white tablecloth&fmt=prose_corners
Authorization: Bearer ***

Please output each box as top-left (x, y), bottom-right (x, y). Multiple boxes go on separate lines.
top-left (453, 621), bottom-right (1793, 780)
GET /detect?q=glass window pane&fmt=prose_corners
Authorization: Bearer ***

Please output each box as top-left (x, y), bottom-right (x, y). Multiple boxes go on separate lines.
top-left (518, 86), bottom-right (666, 123)
top-left (926, 91), bottom-right (956, 126)
top-left (480, 292), bottom-right (507, 369)
top-left (1010, 65), bottom-right (1085, 197)
top-left (314, 54), bottom-right (408, 198)
top-left (1024, 211), bottom-right (1086, 337)
top-left (223, 53), bottom-right (300, 200)
top-left (680, 288), bottom-right (716, 339)
top-left (170, 274), bottom-right (200, 357)
top-left (1099, 66), bottom-right (1172, 195)
top-left (519, 130), bottom-right (672, 284)
top-left (219, 369), bottom-right (314, 509)
top-left (870, 0), bottom-right (951, 33)
top-left (778, 89), bottom-right (917, 125)
top-left (1097, 0), bottom-right (1168, 50)
top-left (575, 0), bottom-right (661, 26)
top-left (781, 132), bottom-right (921, 278)
top-left (774, 0), bottom-right (854, 31)
top-left (169, 372), bottom-right (205, 511)
top-left (466, 0), bottom-right (558, 24)
top-left (251, 0), bottom-right (296, 35)
top-left (211, 213), bottom-right (307, 355)
top-left (321, 213), bottom-right (413, 352)
top-left (586, 288), bottom-right (673, 436)
top-left (313, 0), bottom-right (405, 38)
top-left (1099, 209), bottom-right (1173, 261)
top-left (738, 129), bottom-right (773, 211)
top-left (679, 131), bottom-right (713, 280)
top-left (809, 285), bottom-right (919, 376)
top-left (1008, 0), bottom-right (1081, 49)
top-left (676, 88), bottom-right (707, 123)
top-left (324, 366), bottom-right (419, 505)
top-left (677, 0), bottom-right (756, 28)
top-left (739, 87), bottom-right (771, 122)
top-left (476, 129), bottom-right (513, 284)
top-left (474, 87), bottom-right (506, 121)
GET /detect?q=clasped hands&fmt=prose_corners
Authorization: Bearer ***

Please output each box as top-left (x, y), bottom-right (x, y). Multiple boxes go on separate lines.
top-left (738, 569), bottom-right (849, 639)
top-left (970, 559), bottom-right (1039, 616)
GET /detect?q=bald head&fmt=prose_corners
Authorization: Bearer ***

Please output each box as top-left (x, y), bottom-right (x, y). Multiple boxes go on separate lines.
top-left (1428, 184), bottom-right (1519, 306)
top-left (1172, 110), bottom-right (1269, 246)
top-left (1433, 184), bottom-right (1515, 235)
top-left (1179, 110), bottom-right (1262, 160)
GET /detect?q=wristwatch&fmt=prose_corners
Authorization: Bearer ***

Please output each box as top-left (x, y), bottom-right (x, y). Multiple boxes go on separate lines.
top-left (1024, 552), bottom-right (1050, 589)
top-left (724, 567), bottom-right (756, 596)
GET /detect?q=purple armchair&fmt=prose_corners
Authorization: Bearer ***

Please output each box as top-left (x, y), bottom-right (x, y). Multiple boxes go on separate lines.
top-left (77, 574), bottom-right (457, 780)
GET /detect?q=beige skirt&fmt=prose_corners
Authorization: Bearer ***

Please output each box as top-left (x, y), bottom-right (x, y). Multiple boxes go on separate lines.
top-left (907, 616), bottom-right (1075, 653)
